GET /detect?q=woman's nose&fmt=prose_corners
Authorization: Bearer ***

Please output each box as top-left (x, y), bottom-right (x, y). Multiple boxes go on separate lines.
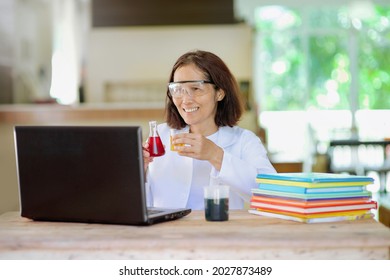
top-left (181, 88), bottom-right (194, 101)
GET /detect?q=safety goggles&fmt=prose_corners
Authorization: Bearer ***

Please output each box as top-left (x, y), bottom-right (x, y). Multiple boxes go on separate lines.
top-left (168, 80), bottom-right (214, 99)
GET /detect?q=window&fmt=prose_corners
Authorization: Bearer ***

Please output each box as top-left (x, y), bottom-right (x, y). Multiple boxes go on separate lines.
top-left (253, 4), bottom-right (390, 191)
top-left (254, 5), bottom-right (390, 145)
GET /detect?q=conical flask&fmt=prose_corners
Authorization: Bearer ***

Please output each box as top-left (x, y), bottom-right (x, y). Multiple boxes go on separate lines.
top-left (147, 121), bottom-right (165, 157)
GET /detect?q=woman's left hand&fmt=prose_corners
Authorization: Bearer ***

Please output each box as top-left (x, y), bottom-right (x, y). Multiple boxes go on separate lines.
top-left (173, 133), bottom-right (224, 170)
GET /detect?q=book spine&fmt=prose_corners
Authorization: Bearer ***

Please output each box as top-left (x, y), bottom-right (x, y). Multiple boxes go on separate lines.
top-left (256, 178), bottom-right (372, 188)
top-left (248, 209), bottom-right (374, 223)
top-left (250, 202), bottom-right (377, 214)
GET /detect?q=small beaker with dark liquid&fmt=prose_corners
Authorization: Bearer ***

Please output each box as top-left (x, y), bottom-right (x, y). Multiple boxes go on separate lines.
top-left (147, 120), bottom-right (165, 157)
top-left (204, 185), bottom-right (229, 221)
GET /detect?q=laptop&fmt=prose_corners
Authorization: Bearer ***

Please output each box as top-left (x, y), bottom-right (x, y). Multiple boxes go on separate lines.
top-left (14, 125), bottom-right (191, 225)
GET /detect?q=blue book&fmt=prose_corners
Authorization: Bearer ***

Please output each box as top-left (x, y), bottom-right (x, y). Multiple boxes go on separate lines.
top-left (256, 172), bottom-right (374, 187)
top-left (259, 183), bottom-right (366, 194)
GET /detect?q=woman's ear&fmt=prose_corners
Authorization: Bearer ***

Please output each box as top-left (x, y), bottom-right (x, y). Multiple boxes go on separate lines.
top-left (217, 89), bottom-right (225, 101)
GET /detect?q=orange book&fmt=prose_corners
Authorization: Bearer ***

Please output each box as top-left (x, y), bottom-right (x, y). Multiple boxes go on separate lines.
top-left (251, 195), bottom-right (372, 208)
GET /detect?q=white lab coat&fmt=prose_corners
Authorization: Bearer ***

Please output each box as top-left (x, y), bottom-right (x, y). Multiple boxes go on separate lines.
top-left (145, 123), bottom-right (276, 209)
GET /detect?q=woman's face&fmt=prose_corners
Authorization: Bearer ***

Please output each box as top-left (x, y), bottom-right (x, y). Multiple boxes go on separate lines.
top-left (171, 64), bottom-right (224, 133)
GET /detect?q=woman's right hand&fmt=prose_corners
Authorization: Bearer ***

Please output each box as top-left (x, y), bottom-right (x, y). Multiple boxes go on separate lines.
top-left (142, 142), bottom-right (154, 172)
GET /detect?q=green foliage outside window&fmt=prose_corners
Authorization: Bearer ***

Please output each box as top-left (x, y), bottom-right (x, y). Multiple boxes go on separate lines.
top-left (358, 7), bottom-right (390, 109)
top-left (255, 5), bottom-right (390, 111)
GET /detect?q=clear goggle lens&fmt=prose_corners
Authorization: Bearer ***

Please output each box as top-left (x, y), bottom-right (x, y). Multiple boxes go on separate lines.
top-left (168, 80), bottom-right (213, 98)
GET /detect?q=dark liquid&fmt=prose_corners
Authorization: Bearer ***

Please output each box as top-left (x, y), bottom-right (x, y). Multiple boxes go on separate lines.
top-left (148, 136), bottom-right (165, 157)
top-left (205, 198), bottom-right (229, 221)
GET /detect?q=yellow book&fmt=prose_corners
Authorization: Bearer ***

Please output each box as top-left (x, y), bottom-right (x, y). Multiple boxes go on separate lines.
top-left (249, 209), bottom-right (374, 223)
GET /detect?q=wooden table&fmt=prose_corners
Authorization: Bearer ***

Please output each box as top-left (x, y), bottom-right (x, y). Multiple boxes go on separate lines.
top-left (1, 210), bottom-right (390, 260)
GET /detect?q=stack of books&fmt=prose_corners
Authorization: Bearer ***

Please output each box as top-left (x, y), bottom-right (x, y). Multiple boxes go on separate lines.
top-left (249, 172), bottom-right (377, 223)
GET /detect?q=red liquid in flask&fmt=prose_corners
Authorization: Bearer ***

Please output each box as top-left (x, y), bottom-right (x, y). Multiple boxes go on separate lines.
top-left (148, 136), bottom-right (165, 157)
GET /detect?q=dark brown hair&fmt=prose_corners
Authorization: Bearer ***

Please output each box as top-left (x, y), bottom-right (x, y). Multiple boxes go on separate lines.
top-left (165, 50), bottom-right (244, 129)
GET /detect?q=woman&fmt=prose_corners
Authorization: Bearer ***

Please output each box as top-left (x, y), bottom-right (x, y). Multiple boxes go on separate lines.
top-left (143, 50), bottom-right (276, 210)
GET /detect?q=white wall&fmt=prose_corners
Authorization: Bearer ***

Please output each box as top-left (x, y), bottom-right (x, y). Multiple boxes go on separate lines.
top-left (85, 24), bottom-right (253, 103)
